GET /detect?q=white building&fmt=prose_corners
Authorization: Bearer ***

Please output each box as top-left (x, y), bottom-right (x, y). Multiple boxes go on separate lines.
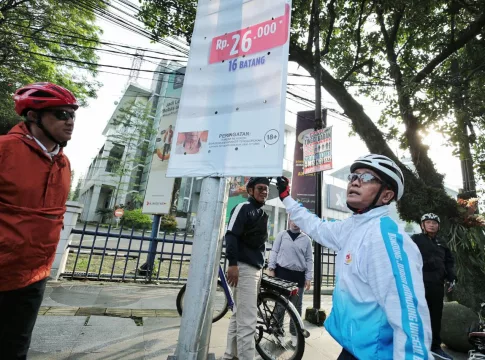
top-left (79, 83), bottom-right (154, 222)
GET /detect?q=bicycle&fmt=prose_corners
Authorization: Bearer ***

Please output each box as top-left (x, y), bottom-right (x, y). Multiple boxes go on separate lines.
top-left (468, 302), bottom-right (485, 359)
top-left (176, 264), bottom-right (310, 360)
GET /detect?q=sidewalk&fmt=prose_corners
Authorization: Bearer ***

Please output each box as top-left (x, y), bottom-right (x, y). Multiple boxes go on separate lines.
top-left (29, 280), bottom-right (468, 360)
top-left (29, 280), bottom-right (342, 359)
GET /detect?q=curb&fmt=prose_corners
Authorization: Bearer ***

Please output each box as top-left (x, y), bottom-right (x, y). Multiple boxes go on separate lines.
top-left (38, 306), bottom-right (179, 318)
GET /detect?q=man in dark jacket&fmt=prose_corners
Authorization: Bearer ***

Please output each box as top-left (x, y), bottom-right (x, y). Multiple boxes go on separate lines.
top-left (223, 177), bottom-right (270, 360)
top-left (412, 213), bottom-right (456, 360)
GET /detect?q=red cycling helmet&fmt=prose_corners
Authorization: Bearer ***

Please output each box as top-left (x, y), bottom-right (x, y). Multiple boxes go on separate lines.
top-left (13, 82), bottom-right (79, 116)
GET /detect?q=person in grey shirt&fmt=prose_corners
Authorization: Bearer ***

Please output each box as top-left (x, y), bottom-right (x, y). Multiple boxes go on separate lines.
top-left (268, 220), bottom-right (313, 345)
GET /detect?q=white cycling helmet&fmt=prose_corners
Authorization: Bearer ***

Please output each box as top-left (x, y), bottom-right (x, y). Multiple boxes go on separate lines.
top-left (421, 213), bottom-right (440, 223)
top-left (350, 154), bottom-right (405, 200)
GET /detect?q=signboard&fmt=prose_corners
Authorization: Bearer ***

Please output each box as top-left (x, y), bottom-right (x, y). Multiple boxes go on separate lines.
top-left (143, 68), bottom-right (185, 215)
top-left (166, 0), bottom-right (292, 178)
top-left (114, 208), bottom-right (124, 218)
top-left (303, 127), bottom-right (333, 174)
top-left (327, 184), bottom-right (351, 213)
top-left (291, 111), bottom-right (316, 212)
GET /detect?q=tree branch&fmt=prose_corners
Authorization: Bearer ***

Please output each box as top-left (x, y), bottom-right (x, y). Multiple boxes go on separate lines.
top-left (351, 0), bottom-right (366, 70)
top-left (0, 0), bottom-right (32, 14)
top-left (340, 58), bottom-right (373, 82)
top-left (306, 0), bottom-right (316, 53)
top-left (321, 0), bottom-right (337, 56)
top-left (412, 11), bottom-right (485, 84)
top-left (290, 41), bottom-right (395, 157)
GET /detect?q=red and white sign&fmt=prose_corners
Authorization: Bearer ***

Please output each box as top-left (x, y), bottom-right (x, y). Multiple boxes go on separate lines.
top-left (114, 208), bottom-right (124, 218)
top-left (209, 4), bottom-right (290, 64)
top-left (303, 127), bottom-right (333, 174)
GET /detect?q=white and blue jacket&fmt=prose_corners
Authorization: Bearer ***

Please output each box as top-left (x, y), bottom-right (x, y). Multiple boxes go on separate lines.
top-left (283, 197), bottom-right (433, 360)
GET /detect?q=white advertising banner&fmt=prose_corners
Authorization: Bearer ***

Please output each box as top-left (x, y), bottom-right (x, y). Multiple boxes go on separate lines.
top-left (166, 0), bottom-right (292, 177)
top-left (143, 69), bottom-right (185, 215)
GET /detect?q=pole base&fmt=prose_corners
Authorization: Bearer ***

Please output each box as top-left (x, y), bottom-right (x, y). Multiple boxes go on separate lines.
top-left (305, 307), bottom-right (327, 326)
top-left (167, 354), bottom-right (216, 360)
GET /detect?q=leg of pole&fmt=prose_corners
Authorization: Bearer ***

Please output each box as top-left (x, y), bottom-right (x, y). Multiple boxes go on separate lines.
top-left (313, 172), bottom-right (322, 309)
top-left (173, 177), bottom-right (229, 360)
top-left (146, 214), bottom-right (161, 281)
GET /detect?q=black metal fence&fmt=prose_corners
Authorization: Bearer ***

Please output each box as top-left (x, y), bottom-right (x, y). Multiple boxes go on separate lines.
top-left (61, 222), bottom-right (336, 286)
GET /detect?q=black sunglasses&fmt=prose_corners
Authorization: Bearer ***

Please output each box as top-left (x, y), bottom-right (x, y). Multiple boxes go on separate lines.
top-left (45, 109), bottom-right (76, 121)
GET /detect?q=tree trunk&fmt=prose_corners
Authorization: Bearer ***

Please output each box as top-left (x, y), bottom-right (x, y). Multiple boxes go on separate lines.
top-left (451, 58), bottom-right (477, 197)
top-left (289, 42), bottom-right (459, 222)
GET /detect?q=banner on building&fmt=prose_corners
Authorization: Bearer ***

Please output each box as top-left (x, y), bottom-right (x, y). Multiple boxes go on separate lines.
top-left (303, 126), bottom-right (333, 174)
top-left (291, 110), bottom-right (316, 212)
top-left (143, 69), bottom-right (185, 215)
top-left (166, 0), bottom-right (292, 178)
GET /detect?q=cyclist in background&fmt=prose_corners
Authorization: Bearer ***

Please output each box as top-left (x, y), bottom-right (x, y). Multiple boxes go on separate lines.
top-left (0, 82), bottom-right (77, 359)
top-left (223, 177), bottom-right (270, 360)
top-left (276, 154), bottom-right (433, 360)
top-left (268, 219), bottom-right (313, 346)
top-left (412, 213), bottom-right (456, 360)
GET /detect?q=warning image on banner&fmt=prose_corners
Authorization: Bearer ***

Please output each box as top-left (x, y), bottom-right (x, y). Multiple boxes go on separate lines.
top-left (175, 131), bottom-right (209, 155)
top-left (303, 127), bottom-right (333, 174)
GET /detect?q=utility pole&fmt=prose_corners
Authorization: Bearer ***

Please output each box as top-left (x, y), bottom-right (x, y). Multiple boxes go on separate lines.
top-left (305, 0), bottom-right (327, 325)
top-left (170, 177), bottom-right (229, 360)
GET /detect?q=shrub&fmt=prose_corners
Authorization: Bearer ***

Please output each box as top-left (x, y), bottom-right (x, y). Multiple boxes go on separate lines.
top-left (122, 209), bottom-right (152, 230)
top-left (441, 301), bottom-right (478, 352)
top-left (95, 208), bottom-right (113, 223)
top-left (160, 214), bottom-right (177, 231)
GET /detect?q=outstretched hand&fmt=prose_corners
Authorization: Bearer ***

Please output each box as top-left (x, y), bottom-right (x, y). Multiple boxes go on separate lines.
top-left (276, 176), bottom-right (291, 201)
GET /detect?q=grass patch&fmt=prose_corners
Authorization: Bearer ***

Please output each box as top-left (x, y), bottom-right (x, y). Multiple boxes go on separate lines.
top-left (64, 253), bottom-right (190, 280)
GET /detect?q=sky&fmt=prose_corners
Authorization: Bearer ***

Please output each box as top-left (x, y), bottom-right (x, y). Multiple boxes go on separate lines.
top-left (64, 4), bottom-right (463, 192)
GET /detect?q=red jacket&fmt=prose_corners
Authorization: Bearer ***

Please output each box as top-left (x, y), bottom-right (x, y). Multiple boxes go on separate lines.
top-left (0, 123), bottom-right (71, 291)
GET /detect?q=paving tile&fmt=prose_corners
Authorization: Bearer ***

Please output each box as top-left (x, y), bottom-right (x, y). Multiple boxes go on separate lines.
top-left (76, 307), bottom-right (106, 316)
top-left (155, 309), bottom-right (179, 317)
top-left (29, 316), bottom-right (86, 354)
top-left (131, 309), bottom-right (157, 317)
top-left (105, 308), bottom-right (132, 318)
top-left (38, 306), bottom-right (51, 315)
top-left (71, 316), bottom-right (144, 354)
top-left (45, 307), bottom-right (79, 316)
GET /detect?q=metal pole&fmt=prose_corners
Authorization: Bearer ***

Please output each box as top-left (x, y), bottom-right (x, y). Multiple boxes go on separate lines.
top-left (173, 177), bottom-right (229, 360)
top-left (313, 0), bottom-right (323, 311)
top-left (146, 214), bottom-right (161, 281)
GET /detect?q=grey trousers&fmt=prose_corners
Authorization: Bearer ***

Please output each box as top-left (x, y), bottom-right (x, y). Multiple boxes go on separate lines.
top-left (223, 262), bottom-right (261, 360)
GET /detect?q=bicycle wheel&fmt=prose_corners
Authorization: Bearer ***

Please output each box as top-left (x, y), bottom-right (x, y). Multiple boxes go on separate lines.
top-left (176, 280), bottom-right (229, 323)
top-left (255, 291), bottom-right (305, 360)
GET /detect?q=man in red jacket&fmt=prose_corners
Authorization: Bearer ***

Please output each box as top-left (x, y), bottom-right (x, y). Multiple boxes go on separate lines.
top-left (0, 82), bottom-right (78, 360)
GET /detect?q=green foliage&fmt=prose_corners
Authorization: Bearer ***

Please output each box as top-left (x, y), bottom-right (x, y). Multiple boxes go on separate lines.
top-left (0, 0), bottom-right (102, 134)
top-left (122, 209), bottom-right (152, 230)
top-left (138, 0), bottom-right (485, 306)
top-left (95, 207), bottom-right (113, 224)
top-left (160, 214), bottom-right (177, 231)
top-left (71, 178), bottom-right (82, 202)
top-left (102, 100), bottom-right (156, 206)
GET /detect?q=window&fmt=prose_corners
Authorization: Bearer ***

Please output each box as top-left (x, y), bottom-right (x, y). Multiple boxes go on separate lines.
top-left (105, 144), bottom-right (125, 173)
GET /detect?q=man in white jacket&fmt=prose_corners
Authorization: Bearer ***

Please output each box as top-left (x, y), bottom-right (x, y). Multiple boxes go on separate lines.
top-left (276, 154), bottom-right (433, 360)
